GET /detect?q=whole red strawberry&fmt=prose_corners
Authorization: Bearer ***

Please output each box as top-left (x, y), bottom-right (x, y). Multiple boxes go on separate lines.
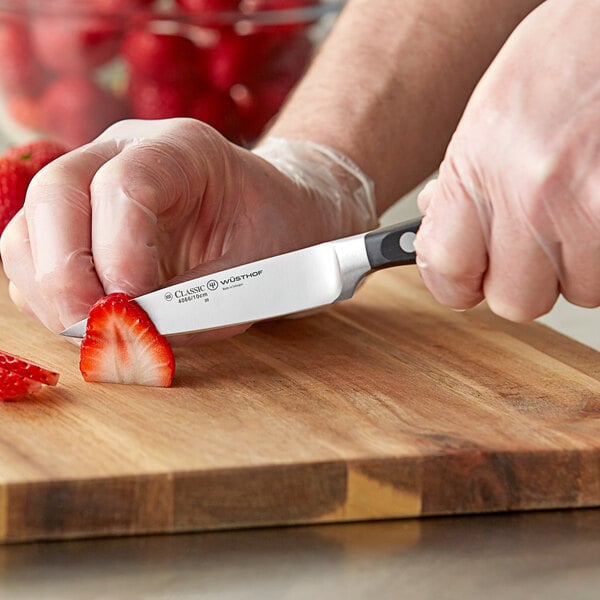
top-left (0, 157), bottom-right (30, 235)
top-left (40, 76), bottom-right (126, 148)
top-left (122, 30), bottom-right (200, 83)
top-left (175, 0), bottom-right (240, 12)
top-left (0, 18), bottom-right (45, 94)
top-left (128, 76), bottom-right (195, 119)
top-left (4, 140), bottom-right (68, 179)
top-left (31, 13), bottom-right (122, 74)
top-left (0, 139), bottom-right (67, 235)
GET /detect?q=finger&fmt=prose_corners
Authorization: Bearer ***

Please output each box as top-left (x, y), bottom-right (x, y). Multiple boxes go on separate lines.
top-left (544, 110), bottom-right (600, 308)
top-left (414, 173), bottom-right (487, 309)
top-left (8, 282), bottom-right (36, 319)
top-left (483, 209), bottom-right (559, 322)
top-left (1, 210), bottom-right (64, 331)
top-left (88, 121), bottom-right (221, 297)
top-left (89, 143), bottom-right (199, 297)
top-left (24, 142), bottom-right (121, 327)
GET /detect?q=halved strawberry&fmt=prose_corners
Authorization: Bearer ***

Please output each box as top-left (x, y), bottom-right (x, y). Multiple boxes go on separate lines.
top-left (0, 365), bottom-right (43, 402)
top-left (80, 293), bottom-right (175, 387)
top-left (0, 350), bottom-right (60, 386)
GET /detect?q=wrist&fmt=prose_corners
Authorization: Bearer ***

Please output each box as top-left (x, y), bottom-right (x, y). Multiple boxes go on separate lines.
top-left (252, 137), bottom-right (377, 238)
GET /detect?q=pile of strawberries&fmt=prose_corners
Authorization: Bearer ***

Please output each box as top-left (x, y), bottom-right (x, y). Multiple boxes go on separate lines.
top-left (0, 0), bottom-right (320, 148)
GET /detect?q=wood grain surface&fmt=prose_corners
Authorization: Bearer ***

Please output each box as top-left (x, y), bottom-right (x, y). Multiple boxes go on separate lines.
top-left (0, 266), bottom-right (598, 543)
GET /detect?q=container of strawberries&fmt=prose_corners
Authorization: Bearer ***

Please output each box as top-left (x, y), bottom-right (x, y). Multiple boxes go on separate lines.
top-left (0, 0), bottom-right (342, 149)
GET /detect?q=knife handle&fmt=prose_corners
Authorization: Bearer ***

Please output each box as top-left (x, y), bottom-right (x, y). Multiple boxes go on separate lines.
top-left (364, 217), bottom-right (422, 270)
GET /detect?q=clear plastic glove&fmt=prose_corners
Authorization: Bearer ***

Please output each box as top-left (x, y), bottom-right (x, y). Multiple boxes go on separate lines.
top-left (415, 0), bottom-right (600, 322)
top-left (0, 119), bottom-right (376, 343)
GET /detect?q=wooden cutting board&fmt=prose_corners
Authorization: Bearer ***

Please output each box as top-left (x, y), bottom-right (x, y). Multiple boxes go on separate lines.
top-left (0, 266), bottom-right (598, 543)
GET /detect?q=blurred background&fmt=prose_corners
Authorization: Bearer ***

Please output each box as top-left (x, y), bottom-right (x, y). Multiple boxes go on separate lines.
top-left (0, 0), bottom-right (342, 148)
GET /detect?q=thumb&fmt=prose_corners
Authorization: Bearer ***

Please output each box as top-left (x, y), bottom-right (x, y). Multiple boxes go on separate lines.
top-left (413, 164), bottom-right (488, 309)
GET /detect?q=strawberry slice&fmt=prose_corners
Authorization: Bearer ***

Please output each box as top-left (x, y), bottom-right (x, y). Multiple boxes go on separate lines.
top-left (80, 293), bottom-right (175, 387)
top-left (0, 350), bottom-right (60, 387)
top-left (0, 365), bottom-right (43, 402)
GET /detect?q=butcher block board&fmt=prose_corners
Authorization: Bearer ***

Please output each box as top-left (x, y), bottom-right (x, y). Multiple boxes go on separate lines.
top-left (0, 266), bottom-right (599, 543)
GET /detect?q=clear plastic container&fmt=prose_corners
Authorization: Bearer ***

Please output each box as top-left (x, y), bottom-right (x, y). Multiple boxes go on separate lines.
top-left (0, 0), bottom-right (342, 149)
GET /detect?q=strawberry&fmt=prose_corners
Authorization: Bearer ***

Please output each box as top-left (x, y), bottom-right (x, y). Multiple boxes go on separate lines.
top-left (175, 0), bottom-right (240, 13)
top-left (40, 76), bottom-right (127, 148)
top-left (6, 94), bottom-right (43, 130)
top-left (80, 293), bottom-right (175, 387)
top-left (31, 13), bottom-right (122, 74)
top-left (189, 89), bottom-right (239, 140)
top-left (0, 350), bottom-right (60, 387)
top-left (204, 30), bottom-right (274, 92)
top-left (0, 157), bottom-right (30, 235)
top-left (0, 366), bottom-right (42, 402)
top-left (122, 30), bottom-right (200, 83)
top-left (0, 139), bottom-right (67, 235)
top-left (4, 140), bottom-right (68, 179)
top-left (128, 76), bottom-right (195, 119)
top-left (0, 18), bottom-right (45, 94)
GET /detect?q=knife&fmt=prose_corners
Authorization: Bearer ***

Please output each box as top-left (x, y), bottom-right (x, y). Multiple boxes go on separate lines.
top-left (60, 217), bottom-right (422, 338)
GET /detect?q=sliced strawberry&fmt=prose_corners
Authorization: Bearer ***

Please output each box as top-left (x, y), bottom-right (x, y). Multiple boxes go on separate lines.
top-left (0, 350), bottom-right (60, 387)
top-left (0, 365), bottom-right (43, 402)
top-left (80, 293), bottom-right (175, 387)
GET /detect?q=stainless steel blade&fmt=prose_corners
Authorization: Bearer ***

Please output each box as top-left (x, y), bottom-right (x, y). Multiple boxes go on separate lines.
top-left (60, 233), bottom-right (371, 338)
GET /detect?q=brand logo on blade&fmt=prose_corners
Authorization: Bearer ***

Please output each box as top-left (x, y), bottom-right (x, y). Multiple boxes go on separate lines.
top-left (219, 270), bottom-right (263, 285)
top-left (163, 270), bottom-right (264, 305)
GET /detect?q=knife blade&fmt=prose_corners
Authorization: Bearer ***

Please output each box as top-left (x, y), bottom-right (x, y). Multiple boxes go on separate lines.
top-left (60, 217), bottom-right (421, 338)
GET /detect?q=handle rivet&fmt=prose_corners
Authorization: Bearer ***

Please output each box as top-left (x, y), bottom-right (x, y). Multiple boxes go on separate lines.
top-left (399, 232), bottom-right (416, 254)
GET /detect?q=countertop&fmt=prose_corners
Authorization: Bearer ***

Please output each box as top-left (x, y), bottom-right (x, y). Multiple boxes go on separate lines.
top-left (2, 509), bottom-right (600, 599)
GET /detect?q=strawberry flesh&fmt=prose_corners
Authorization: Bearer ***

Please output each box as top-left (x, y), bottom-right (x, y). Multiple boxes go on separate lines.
top-left (80, 293), bottom-right (175, 387)
top-left (0, 365), bottom-right (43, 402)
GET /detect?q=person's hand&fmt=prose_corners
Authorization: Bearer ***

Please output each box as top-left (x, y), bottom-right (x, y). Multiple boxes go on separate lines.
top-left (414, 0), bottom-right (600, 322)
top-left (0, 119), bottom-right (376, 343)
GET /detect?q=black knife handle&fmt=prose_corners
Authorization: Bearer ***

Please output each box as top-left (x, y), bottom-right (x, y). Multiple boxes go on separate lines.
top-left (365, 217), bottom-right (422, 270)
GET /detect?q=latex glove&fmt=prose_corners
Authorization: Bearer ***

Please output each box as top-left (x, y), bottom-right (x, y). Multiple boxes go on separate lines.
top-left (414, 0), bottom-right (600, 322)
top-left (0, 120), bottom-right (376, 343)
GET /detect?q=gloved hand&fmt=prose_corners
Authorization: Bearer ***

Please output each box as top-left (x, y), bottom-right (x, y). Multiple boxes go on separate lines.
top-left (0, 120), bottom-right (376, 343)
top-left (414, 0), bottom-right (600, 322)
